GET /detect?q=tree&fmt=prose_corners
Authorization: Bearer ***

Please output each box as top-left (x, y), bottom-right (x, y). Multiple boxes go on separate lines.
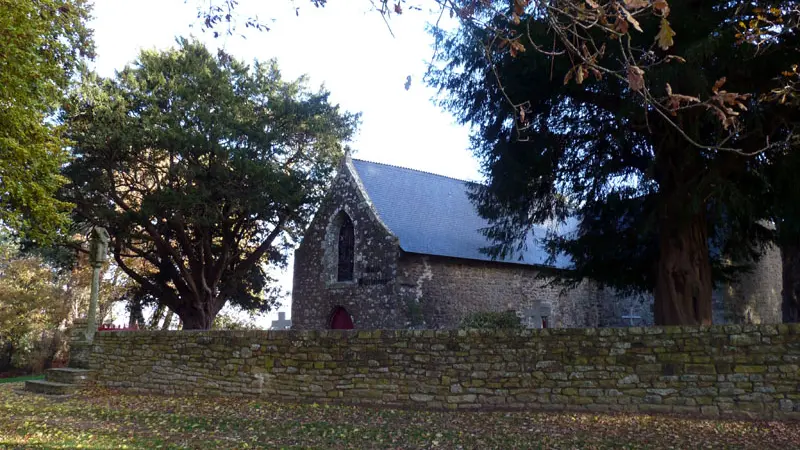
top-left (0, 237), bottom-right (123, 372)
top-left (188, 0), bottom-right (327, 37)
top-left (0, 242), bottom-right (66, 372)
top-left (427, 0), bottom-right (798, 325)
top-left (62, 39), bottom-right (358, 329)
top-left (0, 0), bottom-right (94, 242)
top-left (212, 306), bottom-right (262, 330)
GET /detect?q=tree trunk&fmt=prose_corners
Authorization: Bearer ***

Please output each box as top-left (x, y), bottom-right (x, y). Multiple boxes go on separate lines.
top-left (654, 211), bottom-right (713, 326)
top-left (128, 298), bottom-right (146, 328)
top-left (175, 307), bottom-right (214, 330)
top-left (781, 240), bottom-right (800, 323)
top-left (161, 310), bottom-right (174, 330)
top-left (173, 294), bottom-right (224, 330)
top-left (0, 341), bottom-right (13, 372)
top-left (149, 304), bottom-right (166, 329)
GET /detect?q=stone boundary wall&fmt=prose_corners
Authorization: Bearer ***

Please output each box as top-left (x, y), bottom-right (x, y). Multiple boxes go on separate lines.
top-left (89, 325), bottom-right (800, 419)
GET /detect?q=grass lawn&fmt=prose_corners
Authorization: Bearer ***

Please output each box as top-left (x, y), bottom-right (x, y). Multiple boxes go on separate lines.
top-left (0, 383), bottom-right (798, 449)
top-left (0, 374), bottom-right (44, 384)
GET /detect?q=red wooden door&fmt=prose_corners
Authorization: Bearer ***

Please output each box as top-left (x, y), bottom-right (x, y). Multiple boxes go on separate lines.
top-left (330, 307), bottom-right (354, 329)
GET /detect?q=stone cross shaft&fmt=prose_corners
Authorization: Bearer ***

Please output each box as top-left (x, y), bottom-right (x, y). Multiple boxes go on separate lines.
top-left (85, 227), bottom-right (110, 341)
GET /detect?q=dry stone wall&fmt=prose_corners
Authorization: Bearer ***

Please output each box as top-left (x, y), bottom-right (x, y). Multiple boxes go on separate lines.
top-left (90, 325), bottom-right (800, 420)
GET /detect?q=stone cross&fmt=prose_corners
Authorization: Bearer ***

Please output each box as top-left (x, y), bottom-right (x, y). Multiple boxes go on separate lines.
top-left (85, 227), bottom-right (110, 341)
top-left (270, 312), bottom-right (292, 330)
top-left (622, 306), bottom-right (642, 326)
top-left (89, 227), bottom-right (110, 267)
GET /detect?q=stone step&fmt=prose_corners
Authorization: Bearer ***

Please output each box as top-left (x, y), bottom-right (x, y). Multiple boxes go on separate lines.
top-left (24, 380), bottom-right (77, 395)
top-left (44, 368), bottom-right (93, 385)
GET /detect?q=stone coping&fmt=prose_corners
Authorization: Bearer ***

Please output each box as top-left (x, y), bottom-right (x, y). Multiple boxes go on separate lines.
top-left (94, 323), bottom-right (800, 338)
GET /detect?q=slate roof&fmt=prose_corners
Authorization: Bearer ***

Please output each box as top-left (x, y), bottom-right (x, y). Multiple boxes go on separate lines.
top-left (350, 159), bottom-right (573, 269)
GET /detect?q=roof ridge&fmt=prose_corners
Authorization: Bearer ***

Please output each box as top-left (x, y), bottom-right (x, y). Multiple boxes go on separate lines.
top-left (352, 158), bottom-right (479, 185)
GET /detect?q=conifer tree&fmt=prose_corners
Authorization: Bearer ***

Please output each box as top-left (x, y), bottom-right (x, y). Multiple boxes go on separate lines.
top-left (62, 40), bottom-right (358, 329)
top-left (427, 0), bottom-right (798, 325)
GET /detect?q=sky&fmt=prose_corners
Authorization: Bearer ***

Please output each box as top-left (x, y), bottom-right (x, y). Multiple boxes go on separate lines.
top-left (89, 0), bottom-right (480, 327)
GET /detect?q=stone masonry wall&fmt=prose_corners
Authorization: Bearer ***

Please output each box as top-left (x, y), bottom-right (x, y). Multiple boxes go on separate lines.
top-left (292, 157), bottom-right (404, 329)
top-left (722, 243), bottom-right (783, 325)
top-left (397, 253), bottom-right (602, 329)
top-left (397, 253), bottom-right (660, 329)
top-left (91, 325), bottom-right (800, 420)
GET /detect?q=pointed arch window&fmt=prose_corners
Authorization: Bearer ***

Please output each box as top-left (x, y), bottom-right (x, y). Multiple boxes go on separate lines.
top-left (337, 214), bottom-right (355, 282)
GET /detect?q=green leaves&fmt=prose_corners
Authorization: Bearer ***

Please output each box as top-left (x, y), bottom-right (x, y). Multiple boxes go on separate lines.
top-left (459, 311), bottom-right (523, 329)
top-left (0, 0), bottom-right (94, 243)
top-left (428, 0), bottom-right (796, 310)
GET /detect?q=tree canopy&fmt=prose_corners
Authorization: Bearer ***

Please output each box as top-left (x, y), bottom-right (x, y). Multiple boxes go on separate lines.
top-left (0, 235), bottom-right (125, 371)
top-left (62, 39), bottom-right (358, 329)
top-left (0, 0), bottom-right (94, 242)
top-left (428, 0), bottom-right (798, 325)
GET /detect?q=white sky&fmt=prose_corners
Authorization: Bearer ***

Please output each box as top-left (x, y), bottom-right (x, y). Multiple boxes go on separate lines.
top-left (91, 0), bottom-right (479, 327)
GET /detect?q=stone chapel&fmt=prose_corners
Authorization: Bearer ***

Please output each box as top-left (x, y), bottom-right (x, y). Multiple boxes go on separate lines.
top-left (291, 156), bottom-right (783, 330)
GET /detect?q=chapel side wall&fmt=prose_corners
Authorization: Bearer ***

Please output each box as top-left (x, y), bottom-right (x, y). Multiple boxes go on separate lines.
top-left (396, 253), bottom-right (600, 329)
top-left (722, 243), bottom-right (783, 324)
top-left (292, 165), bottom-right (403, 330)
top-left (595, 290), bottom-right (655, 328)
top-left (90, 326), bottom-right (800, 420)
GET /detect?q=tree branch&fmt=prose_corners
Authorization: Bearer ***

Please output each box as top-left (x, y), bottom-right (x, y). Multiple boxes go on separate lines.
top-left (232, 215), bottom-right (287, 278)
top-left (105, 168), bottom-right (198, 297)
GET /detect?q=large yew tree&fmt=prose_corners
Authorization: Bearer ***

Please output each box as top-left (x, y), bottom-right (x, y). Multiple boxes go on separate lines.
top-left (62, 39), bottom-right (358, 329)
top-left (428, 0), bottom-right (798, 325)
